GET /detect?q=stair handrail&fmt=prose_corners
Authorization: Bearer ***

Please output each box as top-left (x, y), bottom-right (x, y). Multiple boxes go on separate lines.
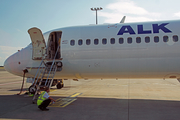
top-left (45, 45), bottom-right (60, 85)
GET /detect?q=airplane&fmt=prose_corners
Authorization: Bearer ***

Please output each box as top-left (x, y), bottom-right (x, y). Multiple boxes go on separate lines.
top-left (4, 17), bottom-right (180, 94)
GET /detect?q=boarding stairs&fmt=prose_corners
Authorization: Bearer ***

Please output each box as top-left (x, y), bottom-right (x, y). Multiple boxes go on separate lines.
top-left (32, 46), bottom-right (62, 103)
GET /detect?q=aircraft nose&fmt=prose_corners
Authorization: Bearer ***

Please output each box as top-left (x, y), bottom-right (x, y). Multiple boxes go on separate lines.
top-left (4, 53), bottom-right (20, 75)
top-left (4, 56), bottom-right (13, 73)
top-left (4, 46), bottom-right (30, 76)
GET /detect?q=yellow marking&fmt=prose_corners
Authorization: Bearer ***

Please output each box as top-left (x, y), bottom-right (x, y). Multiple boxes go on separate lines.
top-left (75, 73), bottom-right (82, 79)
top-left (69, 93), bottom-right (82, 98)
top-left (49, 92), bottom-right (82, 108)
top-left (49, 98), bottom-right (77, 107)
top-left (61, 98), bottom-right (76, 107)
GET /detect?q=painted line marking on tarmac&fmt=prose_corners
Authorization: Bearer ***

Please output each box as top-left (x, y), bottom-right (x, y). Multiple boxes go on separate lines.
top-left (49, 92), bottom-right (82, 107)
top-left (69, 92), bottom-right (82, 98)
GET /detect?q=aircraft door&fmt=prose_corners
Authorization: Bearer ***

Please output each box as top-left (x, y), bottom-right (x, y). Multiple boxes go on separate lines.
top-left (47, 32), bottom-right (62, 59)
top-left (28, 27), bottom-right (46, 60)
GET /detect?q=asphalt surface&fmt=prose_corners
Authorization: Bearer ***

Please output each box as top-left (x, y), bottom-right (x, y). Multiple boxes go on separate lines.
top-left (1, 70), bottom-right (180, 120)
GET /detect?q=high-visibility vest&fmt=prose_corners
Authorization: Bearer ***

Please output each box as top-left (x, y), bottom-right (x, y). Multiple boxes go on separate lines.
top-left (37, 91), bottom-right (46, 106)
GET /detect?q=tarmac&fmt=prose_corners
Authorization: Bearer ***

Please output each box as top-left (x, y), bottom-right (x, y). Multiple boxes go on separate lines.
top-left (1, 70), bottom-right (180, 120)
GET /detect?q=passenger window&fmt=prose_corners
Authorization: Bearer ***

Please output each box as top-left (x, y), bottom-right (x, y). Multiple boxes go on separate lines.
top-left (70, 40), bottom-right (75, 46)
top-left (154, 36), bottom-right (159, 43)
top-left (86, 39), bottom-right (91, 45)
top-left (163, 36), bottom-right (168, 42)
top-left (110, 38), bottom-right (115, 44)
top-left (78, 39), bottom-right (83, 45)
top-left (119, 38), bottom-right (124, 44)
top-left (136, 37), bottom-right (141, 43)
top-left (173, 35), bottom-right (178, 42)
top-left (102, 38), bottom-right (107, 45)
top-left (145, 36), bottom-right (150, 43)
top-left (127, 37), bottom-right (132, 44)
top-left (94, 39), bottom-right (99, 45)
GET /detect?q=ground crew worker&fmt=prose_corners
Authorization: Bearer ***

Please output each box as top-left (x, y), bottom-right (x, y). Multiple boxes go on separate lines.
top-left (37, 87), bottom-right (56, 111)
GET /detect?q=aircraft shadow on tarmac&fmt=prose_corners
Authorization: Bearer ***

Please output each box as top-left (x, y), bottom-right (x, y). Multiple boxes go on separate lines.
top-left (0, 95), bottom-right (180, 120)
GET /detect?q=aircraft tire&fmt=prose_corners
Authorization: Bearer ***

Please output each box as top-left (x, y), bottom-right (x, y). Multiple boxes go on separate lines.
top-left (56, 82), bottom-right (63, 89)
top-left (28, 85), bottom-right (36, 94)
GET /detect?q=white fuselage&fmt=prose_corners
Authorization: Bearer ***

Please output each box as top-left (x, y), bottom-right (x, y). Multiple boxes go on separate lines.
top-left (4, 20), bottom-right (180, 79)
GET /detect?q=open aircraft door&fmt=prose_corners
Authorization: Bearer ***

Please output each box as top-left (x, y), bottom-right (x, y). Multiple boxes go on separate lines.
top-left (28, 27), bottom-right (46, 60)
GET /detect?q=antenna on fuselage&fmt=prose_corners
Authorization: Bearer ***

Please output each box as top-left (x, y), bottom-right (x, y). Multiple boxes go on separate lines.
top-left (120, 16), bottom-right (126, 23)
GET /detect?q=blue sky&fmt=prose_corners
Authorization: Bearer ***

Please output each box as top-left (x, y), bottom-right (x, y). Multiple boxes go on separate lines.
top-left (1, 0), bottom-right (180, 66)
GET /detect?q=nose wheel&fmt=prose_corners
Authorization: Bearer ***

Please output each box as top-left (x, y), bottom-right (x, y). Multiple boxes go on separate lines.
top-left (28, 85), bottom-right (37, 94)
